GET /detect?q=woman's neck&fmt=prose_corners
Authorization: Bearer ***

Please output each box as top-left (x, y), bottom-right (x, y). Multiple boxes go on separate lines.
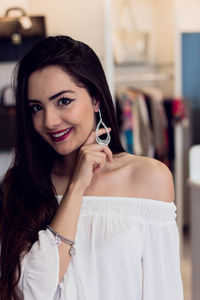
top-left (53, 150), bottom-right (79, 178)
top-left (51, 150), bottom-right (80, 196)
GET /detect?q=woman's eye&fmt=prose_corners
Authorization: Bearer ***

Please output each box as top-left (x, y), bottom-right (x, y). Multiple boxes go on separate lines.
top-left (30, 104), bottom-right (42, 114)
top-left (58, 97), bottom-right (75, 106)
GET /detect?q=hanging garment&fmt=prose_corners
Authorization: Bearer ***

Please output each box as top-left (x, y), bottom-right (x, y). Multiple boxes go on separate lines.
top-left (116, 88), bottom-right (135, 153)
top-left (142, 87), bottom-right (168, 163)
top-left (132, 91), bottom-right (153, 156)
top-left (116, 88), bottom-right (153, 156)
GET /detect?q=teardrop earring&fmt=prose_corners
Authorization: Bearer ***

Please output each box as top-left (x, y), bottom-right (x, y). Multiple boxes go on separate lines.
top-left (95, 109), bottom-right (111, 146)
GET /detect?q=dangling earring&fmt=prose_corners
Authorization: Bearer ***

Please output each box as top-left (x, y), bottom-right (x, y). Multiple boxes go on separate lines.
top-left (95, 109), bottom-right (111, 146)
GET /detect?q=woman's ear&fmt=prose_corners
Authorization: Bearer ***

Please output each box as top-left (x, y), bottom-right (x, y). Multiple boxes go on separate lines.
top-left (93, 99), bottom-right (100, 112)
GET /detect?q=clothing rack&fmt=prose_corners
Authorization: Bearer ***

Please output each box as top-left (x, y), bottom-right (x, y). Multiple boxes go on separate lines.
top-left (115, 84), bottom-right (181, 164)
top-left (114, 70), bottom-right (174, 98)
top-left (115, 84), bottom-right (189, 255)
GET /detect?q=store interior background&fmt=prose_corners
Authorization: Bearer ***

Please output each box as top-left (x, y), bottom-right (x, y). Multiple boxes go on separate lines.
top-left (1, 0), bottom-right (200, 299)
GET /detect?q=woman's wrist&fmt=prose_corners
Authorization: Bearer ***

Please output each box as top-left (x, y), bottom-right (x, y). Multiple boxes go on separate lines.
top-left (67, 179), bottom-right (87, 196)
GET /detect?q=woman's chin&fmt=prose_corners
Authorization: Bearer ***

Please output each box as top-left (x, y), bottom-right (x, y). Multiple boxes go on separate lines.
top-left (54, 148), bottom-right (73, 156)
top-left (52, 144), bottom-right (79, 156)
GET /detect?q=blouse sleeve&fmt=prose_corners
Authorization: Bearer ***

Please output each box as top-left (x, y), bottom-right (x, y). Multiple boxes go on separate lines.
top-left (142, 213), bottom-right (184, 300)
top-left (18, 229), bottom-right (61, 300)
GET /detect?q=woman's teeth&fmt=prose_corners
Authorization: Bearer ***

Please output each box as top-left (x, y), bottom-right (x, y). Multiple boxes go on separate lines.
top-left (51, 128), bottom-right (71, 138)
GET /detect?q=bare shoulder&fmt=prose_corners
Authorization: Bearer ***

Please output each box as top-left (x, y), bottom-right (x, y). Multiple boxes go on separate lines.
top-left (112, 152), bottom-right (174, 203)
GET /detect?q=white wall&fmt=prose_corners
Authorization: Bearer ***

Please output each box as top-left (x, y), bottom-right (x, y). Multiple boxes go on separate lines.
top-left (0, 0), bottom-right (28, 15)
top-left (154, 0), bottom-right (174, 64)
top-left (176, 0), bottom-right (200, 32)
top-left (133, 0), bottom-right (157, 62)
top-left (28, 0), bottom-right (104, 60)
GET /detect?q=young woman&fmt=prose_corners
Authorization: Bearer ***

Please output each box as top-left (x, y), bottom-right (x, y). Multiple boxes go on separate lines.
top-left (0, 35), bottom-right (183, 300)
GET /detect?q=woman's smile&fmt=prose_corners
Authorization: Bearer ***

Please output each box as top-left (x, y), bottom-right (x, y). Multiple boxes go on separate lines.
top-left (48, 127), bottom-right (73, 142)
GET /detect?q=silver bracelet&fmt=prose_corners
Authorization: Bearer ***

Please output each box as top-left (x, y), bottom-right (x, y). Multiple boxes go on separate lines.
top-left (47, 225), bottom-right (76, 256)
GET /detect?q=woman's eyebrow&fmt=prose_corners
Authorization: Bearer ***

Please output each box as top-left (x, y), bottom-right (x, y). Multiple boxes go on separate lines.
top-left (49, 90), bottom-right (75, 100)
top-left (27, 90), bottom-right (75, 103)
top-left (27, 99), bottom-right (41, 103)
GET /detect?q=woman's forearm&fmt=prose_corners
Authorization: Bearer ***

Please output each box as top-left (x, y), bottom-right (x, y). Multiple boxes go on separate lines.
top-left (49, 182), bottom-right (84, 282)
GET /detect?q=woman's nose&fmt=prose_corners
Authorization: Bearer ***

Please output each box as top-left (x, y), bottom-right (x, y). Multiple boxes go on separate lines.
top-left (44, 108), bottom-right (62, 130)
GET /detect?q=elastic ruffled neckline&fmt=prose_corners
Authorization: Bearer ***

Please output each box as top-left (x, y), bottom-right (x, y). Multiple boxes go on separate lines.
top-left (57, 195), bottom-right (177, 223)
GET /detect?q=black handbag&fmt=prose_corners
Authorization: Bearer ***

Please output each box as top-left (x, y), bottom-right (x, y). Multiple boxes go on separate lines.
top-left (0, 7), bottom-right (46, 61)
top-left (0, 85), bottom-right (16, 150)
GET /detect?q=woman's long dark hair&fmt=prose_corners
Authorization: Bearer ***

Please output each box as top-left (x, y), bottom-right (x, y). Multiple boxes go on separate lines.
top-left (0, 36), bottom-right (125, 300)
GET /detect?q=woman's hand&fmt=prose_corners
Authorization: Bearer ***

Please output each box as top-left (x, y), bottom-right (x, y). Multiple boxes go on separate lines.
top-left (70, 128), bottom-right (113, 193)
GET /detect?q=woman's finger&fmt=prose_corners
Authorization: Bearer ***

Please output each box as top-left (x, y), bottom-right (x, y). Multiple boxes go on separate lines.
top-left (80, 128), bottom-right (113, 164)
top-left (80, 143), bottom-right (113, 163)
top-left (101, 146), bottom-right (113, 162)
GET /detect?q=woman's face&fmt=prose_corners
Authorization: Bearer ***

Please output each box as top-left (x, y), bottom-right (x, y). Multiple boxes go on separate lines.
top-left (27, 65), bottom-right (99, 155)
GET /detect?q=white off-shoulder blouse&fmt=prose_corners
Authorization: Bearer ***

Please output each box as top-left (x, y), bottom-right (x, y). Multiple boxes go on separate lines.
top-left (18, 196), bottom-right (183, 300)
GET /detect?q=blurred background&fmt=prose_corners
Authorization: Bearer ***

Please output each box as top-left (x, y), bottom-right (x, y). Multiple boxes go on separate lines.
top-left (1, 1), bottom-right (200, 299)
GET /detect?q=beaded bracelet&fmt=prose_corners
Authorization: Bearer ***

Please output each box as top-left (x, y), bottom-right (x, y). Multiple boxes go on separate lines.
top-left (47, 225), bottom-right (76, 256)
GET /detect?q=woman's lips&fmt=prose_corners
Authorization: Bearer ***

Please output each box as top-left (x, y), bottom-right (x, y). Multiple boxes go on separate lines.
top-left (49, 128), bottom-right (73, 142)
